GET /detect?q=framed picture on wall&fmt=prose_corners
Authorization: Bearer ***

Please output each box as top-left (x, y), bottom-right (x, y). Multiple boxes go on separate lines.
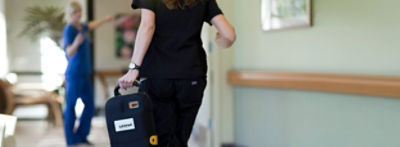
top-left (261, 0), bottom-right (312, 31)
top-left (115, 14), bottom-right (141, 59)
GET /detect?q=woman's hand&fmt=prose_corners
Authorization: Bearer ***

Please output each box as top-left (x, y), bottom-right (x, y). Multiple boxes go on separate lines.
top-left (216, 32), bottom-right (222, 39)
top-left (66, 33), bottom-right (84, 57)
top-left (118, 69), bottom-right (139, 90)
top-left (215, 32), bottom-right (232, 49)
top-left (211, 15), bottom-right (236, 48)
top-left (104, 15), bottom-right (114, 22)
top-left (73, 33), bottom-right (84, 46)
top-left (89, 14), bottom-right (115, 30)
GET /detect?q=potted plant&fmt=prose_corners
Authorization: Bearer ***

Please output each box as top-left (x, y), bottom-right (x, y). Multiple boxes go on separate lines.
top-left (20, 6), bottom-right (66, 48)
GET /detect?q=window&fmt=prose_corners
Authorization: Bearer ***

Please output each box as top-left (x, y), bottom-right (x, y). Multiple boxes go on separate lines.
top-left (40, 37), bottom-right (67, 90)
top-left (0, 0), bottom-right (8, 77)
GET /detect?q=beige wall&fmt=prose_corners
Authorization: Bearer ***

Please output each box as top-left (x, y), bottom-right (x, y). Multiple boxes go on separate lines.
top-left (94, 0), bottom-right (135, 71)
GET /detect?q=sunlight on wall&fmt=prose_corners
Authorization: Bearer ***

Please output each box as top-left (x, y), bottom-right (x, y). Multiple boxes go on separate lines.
top-left (40, 37), bottom-right (85, 116)
top-left (0, 5), bottom-right (8, 77)
top-left (39, 37), bottom-right (67, 90)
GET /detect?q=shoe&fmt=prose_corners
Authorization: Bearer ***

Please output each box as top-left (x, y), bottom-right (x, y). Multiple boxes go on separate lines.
top-left (80, 140), bottom-right (94, 146)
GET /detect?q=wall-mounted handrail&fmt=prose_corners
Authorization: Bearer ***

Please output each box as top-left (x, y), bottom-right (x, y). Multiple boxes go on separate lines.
top-left (227, 71), bottom-right (400, 98)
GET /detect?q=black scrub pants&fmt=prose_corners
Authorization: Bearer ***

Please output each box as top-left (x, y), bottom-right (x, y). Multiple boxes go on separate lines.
top-left (139, 78), bottom-right (207, 147)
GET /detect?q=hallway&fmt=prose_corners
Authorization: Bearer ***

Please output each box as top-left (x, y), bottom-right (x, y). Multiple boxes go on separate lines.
top-left (15, 117), bottom-right (109, 147)
top-left (14, 117), bottom-right (202, 147)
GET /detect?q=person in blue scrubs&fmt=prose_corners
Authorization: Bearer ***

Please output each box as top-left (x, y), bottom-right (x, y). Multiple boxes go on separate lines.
top-left (63, 1), bottom-right (113, 146)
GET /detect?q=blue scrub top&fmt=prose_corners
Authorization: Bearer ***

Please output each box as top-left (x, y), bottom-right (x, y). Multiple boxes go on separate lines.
top-left (63, 23), bottom-right (92, 76)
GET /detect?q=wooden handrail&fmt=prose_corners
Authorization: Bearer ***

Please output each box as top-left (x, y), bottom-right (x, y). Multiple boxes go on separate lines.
top-left (227, 71), bottom-right (400, 98)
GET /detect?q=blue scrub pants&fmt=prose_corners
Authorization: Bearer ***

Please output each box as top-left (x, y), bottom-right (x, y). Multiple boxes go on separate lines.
top-left (64, 75), bottom-right (94, 145)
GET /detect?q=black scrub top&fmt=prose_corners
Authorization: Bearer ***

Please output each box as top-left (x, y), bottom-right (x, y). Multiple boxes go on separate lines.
top-left (131, 0), bottom-right (223, 79)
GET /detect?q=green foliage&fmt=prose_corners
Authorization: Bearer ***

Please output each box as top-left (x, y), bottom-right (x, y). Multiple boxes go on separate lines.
top-left (20, 6), bottom-right (66, 47)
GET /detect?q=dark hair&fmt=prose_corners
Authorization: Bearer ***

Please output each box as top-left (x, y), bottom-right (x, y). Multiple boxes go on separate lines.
top-left (163, 0), bottom-right (202, 9)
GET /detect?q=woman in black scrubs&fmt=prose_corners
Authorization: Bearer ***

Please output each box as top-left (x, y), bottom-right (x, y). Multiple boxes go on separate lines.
top-left (118, 0), bottom-right (236, 146)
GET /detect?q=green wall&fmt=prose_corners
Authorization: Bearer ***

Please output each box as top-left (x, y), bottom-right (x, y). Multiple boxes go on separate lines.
top-left (233, 0), bottom-right (400, 146)
top-left (234, 0), bottom-right (399, 74)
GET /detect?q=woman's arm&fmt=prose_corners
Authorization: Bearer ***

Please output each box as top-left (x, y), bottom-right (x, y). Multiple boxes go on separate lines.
top-left (211, 14), bottom-right (236, 48)
top-left (118, 9), bottom-right (156, 89)
top-left (88, 15), bottom-right (114, 30)
top-left (130, 9), bottom-right (156, 67)
top-left (65, 33), bottom-right (84, 58)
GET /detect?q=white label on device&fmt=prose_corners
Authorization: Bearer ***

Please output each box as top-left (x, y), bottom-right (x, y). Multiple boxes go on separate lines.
top-left (114, 118), bottom-right (135, 132)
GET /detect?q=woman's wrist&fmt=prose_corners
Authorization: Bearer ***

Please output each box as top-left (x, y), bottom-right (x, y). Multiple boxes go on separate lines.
top-left (104, 15), bottom-right (113, 22)
top-left (128, 68), bottom-right (139, 75)
top-left (216, 37), bottom-right (232, 49)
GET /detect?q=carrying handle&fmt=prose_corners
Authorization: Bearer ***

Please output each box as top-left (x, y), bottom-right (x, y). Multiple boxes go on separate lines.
top-left (114, 80), bottom-right (140, 96)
